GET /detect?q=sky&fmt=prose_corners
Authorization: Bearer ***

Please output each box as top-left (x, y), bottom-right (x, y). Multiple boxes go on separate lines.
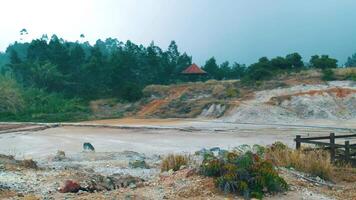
top-left (0, 0), bottom-right (356, 65)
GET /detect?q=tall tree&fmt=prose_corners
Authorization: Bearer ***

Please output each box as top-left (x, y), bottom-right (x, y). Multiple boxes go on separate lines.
top-left (345, 53), bottom-right (356, 67)
top-left (310, 55), bottom-right (338, 69)
top-left (203, 57), bottom-right (220, 80)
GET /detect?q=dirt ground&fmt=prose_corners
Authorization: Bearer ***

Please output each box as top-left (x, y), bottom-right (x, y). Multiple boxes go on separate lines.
top-left (1, 118), bottom-right (355, 160)
top-left (0, 118), bottom-right (355, 200)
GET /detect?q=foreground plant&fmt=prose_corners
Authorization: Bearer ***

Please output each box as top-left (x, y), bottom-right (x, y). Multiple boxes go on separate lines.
top-left (266, 142), bottom-right (333, 180)
top-left (161, 154), bottom-right (189, 172)
top-left (200, 151), bottom-right (288, 199)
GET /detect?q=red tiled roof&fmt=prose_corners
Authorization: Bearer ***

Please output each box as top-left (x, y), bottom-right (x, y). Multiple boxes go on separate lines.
top-left (181, 64), bottom-right (207, 74)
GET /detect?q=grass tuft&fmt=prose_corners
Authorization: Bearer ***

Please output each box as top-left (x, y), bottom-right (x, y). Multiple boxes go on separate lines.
top-left (161, 154), bottom-right (189, 172)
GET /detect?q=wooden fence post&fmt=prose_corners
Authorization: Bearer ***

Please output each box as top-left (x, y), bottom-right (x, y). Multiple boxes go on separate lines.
top-left (296, 135), bottom-right (301, 150)
top-left (345, 141), bottom-right (350, 163)
top-left (330, 133), bottom-right (335, 163)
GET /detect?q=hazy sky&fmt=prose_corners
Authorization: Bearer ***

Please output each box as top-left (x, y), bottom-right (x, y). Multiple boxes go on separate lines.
top-left (1, 0), bottom-right (356, 65)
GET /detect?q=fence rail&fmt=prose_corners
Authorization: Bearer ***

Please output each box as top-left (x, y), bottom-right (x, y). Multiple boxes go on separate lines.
top-left (295, 133), bottom-right (356, 165)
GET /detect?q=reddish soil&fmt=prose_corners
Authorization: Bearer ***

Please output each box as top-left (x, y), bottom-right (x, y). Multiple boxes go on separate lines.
top-left (138, 86), bottom-right (189, 117)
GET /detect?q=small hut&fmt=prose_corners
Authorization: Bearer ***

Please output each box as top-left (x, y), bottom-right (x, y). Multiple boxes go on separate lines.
top-left (181, 64), bottom-right (207, 81)
top-left (181, 63), bottom-right (207, 75)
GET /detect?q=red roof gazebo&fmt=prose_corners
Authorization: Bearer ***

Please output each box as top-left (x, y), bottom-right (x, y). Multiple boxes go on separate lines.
top-left (181, 63), bottom-right (207, 75)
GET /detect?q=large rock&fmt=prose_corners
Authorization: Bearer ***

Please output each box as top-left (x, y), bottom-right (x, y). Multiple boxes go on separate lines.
top-left (59, 180), bottom-right (81, 193)
top-left (83, 143), bottom-right (95, 152)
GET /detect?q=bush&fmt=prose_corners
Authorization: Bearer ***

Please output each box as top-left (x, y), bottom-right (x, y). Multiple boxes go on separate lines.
top-left (161, 154), bottom-right (189, 172)
top-left (121, 83), bottom-right (143, 102)
top-left (226, 87), bottom-right (240, 98)
top-left (0, 87), bottom-right (90, 122)
top-left (0, 76), bottom-right (24, 114)
top-left (212, 85), bottom-right (226, 98)
top-left (346, 73), bottom-right (356, 81)
top-left (200, 151), bottom-right (288, 199)
top-left (321, 69), bottom-right (336, 81)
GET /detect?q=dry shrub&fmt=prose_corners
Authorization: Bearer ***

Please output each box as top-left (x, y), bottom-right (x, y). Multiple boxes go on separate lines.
top-left (142, 85), bottom-right (170, 97)
top-left (212, 85), bottom-right (226, 98)
top-left (334, 67), bottom-right (356, 76)
top-left (161, 154), bottom-right (189, 172)
top-left (21, 159), bottom-right (38, 169)
top-left (267, 147), bottom-right (333, 180)
top-left (332, 166), bottom-right (356, 182)
top-left (23, 195), bottom-right (40, 200)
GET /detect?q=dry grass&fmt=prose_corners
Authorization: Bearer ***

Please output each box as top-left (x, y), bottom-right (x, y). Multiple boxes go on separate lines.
top-left (267, 148), bottom-right (333, 180)
top-left (333, 67), bottom-right (356, 76)
top-left (161, 154), bottom-right (189, 172)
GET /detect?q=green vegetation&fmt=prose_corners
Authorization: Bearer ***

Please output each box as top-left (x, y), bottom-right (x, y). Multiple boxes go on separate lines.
top-left (0, 34), bottom-right (349, 122)
top-left (0, 75), bottom-right (89, 122)
top-left (345, 53), bottom-right (356, 67)
top-left (321, 68), bottom-right (336, 81)
top-left (200, 150), bottom-right (288, 199)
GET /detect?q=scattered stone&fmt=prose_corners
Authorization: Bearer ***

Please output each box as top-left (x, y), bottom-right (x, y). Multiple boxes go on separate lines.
top-left (17, 193), bottom-right (24, 197)
top-left (83, 142), bottom-right (95, 152)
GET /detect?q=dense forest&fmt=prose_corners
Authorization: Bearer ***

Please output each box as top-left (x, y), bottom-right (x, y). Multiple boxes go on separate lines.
top-left (0, 35), bottom-right (354, 121)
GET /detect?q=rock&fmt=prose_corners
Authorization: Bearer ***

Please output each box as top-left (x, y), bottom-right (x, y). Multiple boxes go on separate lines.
top-left (168, 169), bottom-right (174, 175)
top-left (184, 168), bottom-right (196, 178)
top-left (17, 193), bottom-right (24, 197)
top-left (179, 165), bottom-right (187, 170)
top-left (209, 147), bottom-right (220, 152)
top-left (53, 150), bottom-right (66, 161)
top-left (129, 183), bottom-right (136, 189)
top-left (129, 160), bottom-right (149, 169)
top-left (59, 180), bottom-right (81, 193)
top-left (83, 142), bottom-right (95, 152)
top-left (21, 159), bottom-right (38, 169)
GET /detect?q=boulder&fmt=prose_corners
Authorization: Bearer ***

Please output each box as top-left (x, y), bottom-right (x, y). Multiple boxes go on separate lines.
top-left (59, 180), bottom-right (81, 193)
top-left (53, 150), bottom-right (66, 161)
top-left (83, 143), bottom-right (95, 152)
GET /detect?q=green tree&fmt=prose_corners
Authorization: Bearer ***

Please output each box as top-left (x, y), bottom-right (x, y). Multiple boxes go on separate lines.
top-left (0, 76), bottom-right (24, 114)
top-left (310, 55), bottom-right (338, 69)
top-left (203, 57), bottom-right (220, 80)
top-left (286, 53), bottom-right (304, 70)
top-left (345, 53), bottom-right (356, 67)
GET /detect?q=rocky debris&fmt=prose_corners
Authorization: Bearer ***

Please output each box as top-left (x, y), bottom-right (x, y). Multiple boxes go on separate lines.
top-left (83, 142), bottom-right (95, 152)
top-left (224, 81), bottom-right (356, 123)
top-left (59, 173), bottom-right (144, 193)
top-left (200, 104), bottom-right (226, 118)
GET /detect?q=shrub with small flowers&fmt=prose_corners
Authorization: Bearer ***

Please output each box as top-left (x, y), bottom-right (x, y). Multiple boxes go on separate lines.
top-left (200, 150), bottom-right (288, 199)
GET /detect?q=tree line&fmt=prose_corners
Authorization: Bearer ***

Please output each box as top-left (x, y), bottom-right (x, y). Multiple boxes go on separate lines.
top-left (0, 35), bottom-right (353, 103)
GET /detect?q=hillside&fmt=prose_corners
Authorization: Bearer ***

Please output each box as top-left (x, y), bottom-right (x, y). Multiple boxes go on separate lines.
top-left (90, 68), bottom-right (356, 123)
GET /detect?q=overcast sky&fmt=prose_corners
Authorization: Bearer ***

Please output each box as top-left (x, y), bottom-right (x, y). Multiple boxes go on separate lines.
top-left (1, 0), bottom-right (356, 65)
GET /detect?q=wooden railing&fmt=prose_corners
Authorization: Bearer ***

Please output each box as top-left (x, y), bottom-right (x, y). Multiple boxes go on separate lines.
top-left (295, 133), bottom-right (356, 165)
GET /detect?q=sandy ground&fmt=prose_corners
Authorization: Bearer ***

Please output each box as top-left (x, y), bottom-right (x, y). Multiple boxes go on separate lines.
top-left (0, 118), bottom-right (355, 160)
